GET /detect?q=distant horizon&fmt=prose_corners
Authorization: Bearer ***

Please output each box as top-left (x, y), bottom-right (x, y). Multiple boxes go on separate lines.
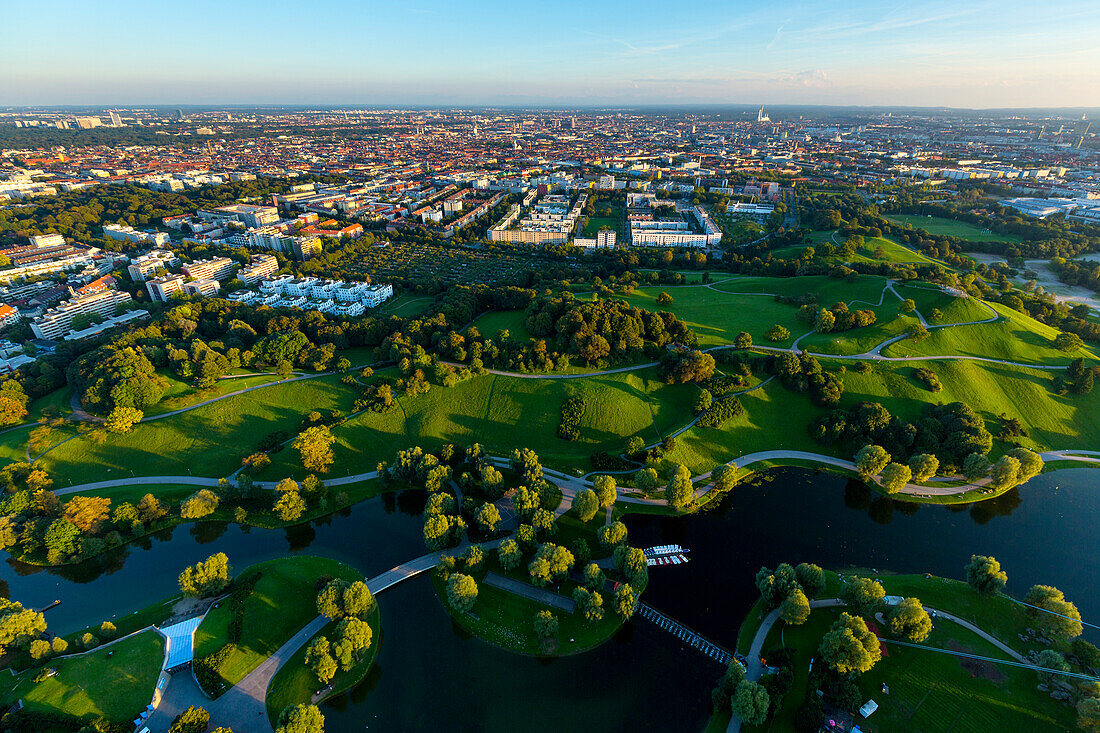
top-left (4, 103), bottom-right (1100, 115)
top-left (5, 0), bottom-right (1098, 108)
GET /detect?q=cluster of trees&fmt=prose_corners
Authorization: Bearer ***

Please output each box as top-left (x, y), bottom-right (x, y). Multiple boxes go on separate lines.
top-left (659, 349), bottom-right (716, 384)
top-left (1057, 358), bottom-right (1097, 396)
top-left (557, 396), bottom-right (585, 441)
top-left (773, 352), bottom-right (844, 407)
top-left (814, 401), bottom-right (996, 477)
top-left (798, 301), bottom-right (877, 334)
top-left (304, 578), bottom-right (376, 684)
top-left (0, 470), bottom-right (171, 564)
top-left (524, 294), bottom-right (698, 365)
top-left (755, 563), bottom-right (827, 626)
top-left (178, 553), bottom-right (233, 598)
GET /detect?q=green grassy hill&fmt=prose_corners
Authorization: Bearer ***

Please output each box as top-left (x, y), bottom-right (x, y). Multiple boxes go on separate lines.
top-left (886, 215), bottom-right (1023, 243)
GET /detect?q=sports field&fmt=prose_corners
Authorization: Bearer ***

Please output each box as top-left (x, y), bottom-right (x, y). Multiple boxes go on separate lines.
top-left (886, 215), bottom-right (1023, 243)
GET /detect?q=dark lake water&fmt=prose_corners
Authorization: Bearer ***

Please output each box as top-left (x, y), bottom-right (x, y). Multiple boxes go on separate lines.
top-left (2, 467), bottom-right (1096, 732)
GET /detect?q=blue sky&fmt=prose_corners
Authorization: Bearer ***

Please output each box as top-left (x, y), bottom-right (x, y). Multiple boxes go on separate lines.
top-left (4, 0), bottom-right (1099, 107)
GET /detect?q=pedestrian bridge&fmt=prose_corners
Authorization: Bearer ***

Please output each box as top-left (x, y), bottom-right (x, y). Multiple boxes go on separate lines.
top-left (636, 602), bottom-right (734, 666)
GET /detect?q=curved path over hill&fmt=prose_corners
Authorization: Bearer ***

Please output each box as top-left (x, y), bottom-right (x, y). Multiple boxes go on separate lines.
top-left (728, 597), bottom-right (1036, 733)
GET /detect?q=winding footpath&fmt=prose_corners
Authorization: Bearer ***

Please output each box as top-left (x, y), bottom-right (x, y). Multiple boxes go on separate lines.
top-left (150, 543), bottom-right (502, 733)
top-left (728, 597), bottom-right (1037, 733)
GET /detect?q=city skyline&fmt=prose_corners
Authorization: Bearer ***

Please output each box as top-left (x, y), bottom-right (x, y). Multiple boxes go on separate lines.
top-left (5, 0), bottom-right (1100, 108)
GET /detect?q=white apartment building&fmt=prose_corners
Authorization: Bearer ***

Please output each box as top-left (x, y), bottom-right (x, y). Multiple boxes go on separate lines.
top-left (31, 289), bottom-right (133, 340)
top-left (146, 274), bottom-right (187, 302)
top-left (246, 277), bottom-right (392, 313)
top-left (30, 234), bottom-right (67, 248)
top-left (104, 224), bottom-right (170, 247)
top-left (181, 257), bottom-right (236, 282)
top-left (184, 279), bottom-right (221, 298)
top-left (237, 254), bottom-right (279, 285)
top-left (127, 250), bottom-right (179, 281)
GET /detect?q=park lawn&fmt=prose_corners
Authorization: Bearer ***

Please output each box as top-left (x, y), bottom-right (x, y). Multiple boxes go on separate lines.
top-left (880, 301), bottom-right (1099, 365)
top-left (797, 308), bottom-right (919, 356)
top-left (893, 283), bottom-right (995, 326)
top-left (710, 274), bottom-right (890, 308)
top-left (468, 309), bottom-right (531, 341)
top-left (851, 236), bottom-right (938, 266)
top-left (616, 286), bottom-right (804, 349)
top-left (838, 359), bottom-right (1100, 455)
top-left (265, 605), bottom-right (382, 723)
top-left (375, 292), bottom-right (434, 318)
top-left (662, 379), bottom-right (823, 474)
top-left (431, 553), bottom-right (624, 657)
top-left (144, 371), bottom-right (290, 417)
top-left (582, 207), bottom-right (623, 236)
top-left (886, 215), bottom-right (1023, 243)
top-left (28, 386), bottom-right (74, 420)
top-left (193, 556), bottom-right (363, 693)
top-left (35, 375), bottom-right (360, 485)
top-left (5, 629), bottom-right (164, 724)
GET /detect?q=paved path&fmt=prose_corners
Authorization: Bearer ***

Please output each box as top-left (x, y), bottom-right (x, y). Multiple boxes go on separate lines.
top-left (155, 542), bottom-right (504, 733)
top-left (728, 597), bottom-right (1034, 733)
top-left (484, 572), bottom-right (574, 612)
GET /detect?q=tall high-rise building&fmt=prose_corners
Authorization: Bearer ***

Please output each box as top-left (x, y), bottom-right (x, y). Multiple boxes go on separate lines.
top-left (108, 110), bottom-right (122, 127)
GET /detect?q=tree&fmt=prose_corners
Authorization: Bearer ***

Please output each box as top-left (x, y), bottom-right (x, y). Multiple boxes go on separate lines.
top-left (634, 467), bottom-right (659, 493)
top-left (756, 564), bottom-right (800, 608)
top-left (1078, 696), bottom-right (1100, 733)
top-left (963, 452), bottom-right (991, 480)
top-left (854, 445), bottom-right (890, 478)
top-left (534, 610), bottom-right (558, 639)
top-left (694, 389), bottom-right (713, 415)
top-left (572, 587), bottom-right (604, 622)
top-left (447, 573), bottom-right (478, 613)
top-left (293, 425), bottom-right (336, 473)
top-left (276, 703), bottom-right (325, 733)
top-left (731, 679), bottom-right (770, 726)
top-left (180, 489), bottom-right (220, 519)
top-left (169, 706), bottom-right (210, 733)
top-left (908, 323), bottom-right (929, 341)
top-left (900, 298), bottom-right (916, 314)
top-left (1054, 332), bottom-right (1085, 352)
top-left (305, 637), bottom-right (338, 684)
top-left (29, 639), bottom-right (51, 660)
top-left (62, 495), bottom-right (111, 534)
top-left (1025, 585), bottom-right (1083, 640)
top-left (887, 597), bottom-right (932, 642)
top-left (966, 555), bottom-right (1007, 596)
top-left (656, 291), bottom-right (673, 306)
top-left (572, 488), bottom-right (599, 521)
top-left (989, 455), bottom-right (1022, 490)
top-left (476, 502), bottom-right (501, 532)
top-left (598, 521), bottom-right (627, 550)
top-left (908, 453), bottom-right (939, 483)
top-left (1036, 649), bottom-right (1071, 686)
top-left (178, 553), bottom-right (232, 598)
top-left (780, 588), bottom-right (811, 625)
top-left (626, 436), bottom-right (646, 456)
top-left (332, 616), bottom-right (372, 668)
top-left (841, 576), bottom-right (885, 618)
top-left (796, 563), bottom-right (826, 598)
top-left (342, 581), bottom-right (375, 618)
top-left (735, 332), bottom-right (753, 349)
top-left (105, 406), bottom-right (143, 434)
top-left (765, 325), bottom-right (790, 342)
top-left (879, 462), bottom-right (912, 493)
top-left (44, 518), bottom-right (81, 559)
top-left (592, 475), bottom-right (617, 508)
top-left (1009, 447), bottom-right (1044, 484)
top-left (274, 490), bottom-right (307, 522)
top-left (100, 620), bottom-right (117, 639)
top-left (583, 562), bottom-right (605, 590)
top-left (819, 612), bottom-right (881, 674)
top-left (613, 584), bottom-right (638, 620)
top-left (664, 463), bottom-right (694, 509)
top-left (712, 463), bottom-right (738, 492)
top-left (137, 493), bottom-right (167, 524)
top-left (0, 599), bottom-right (46, 655)
top-left (498, 538), bottom-right (523, 571)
